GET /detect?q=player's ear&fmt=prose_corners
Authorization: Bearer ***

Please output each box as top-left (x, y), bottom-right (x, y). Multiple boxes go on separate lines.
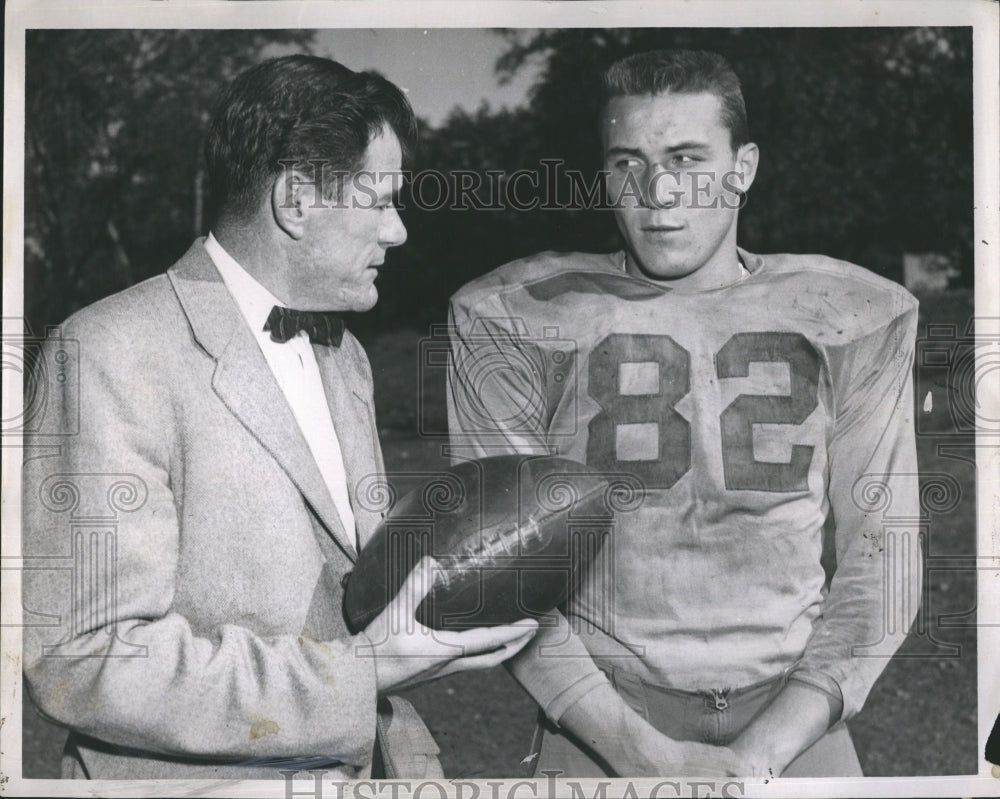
top-left (732, 142), bottom-right (760, 193)
top-left (271, 169), bottom-right (309, 240)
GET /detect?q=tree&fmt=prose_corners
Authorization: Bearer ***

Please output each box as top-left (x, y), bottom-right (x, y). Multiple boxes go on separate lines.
top-left (25, 28), bottom-right (973, 338)
top-left (495, 27), bottom-right (973, 284)
top-left (24, 30), bottom-right (315, 333)
top-left (366, 26), bottom-right (972, 336)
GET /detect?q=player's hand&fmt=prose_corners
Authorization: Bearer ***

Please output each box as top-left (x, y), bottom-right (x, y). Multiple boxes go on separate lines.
top-left (635, 730), bottom-right (751, 777)
top-left (667, 741), bottom-right (752, 778)
top-left (561, 684), bottom-right (752, 778)
top-left (362, 557), bottom-right (538, 693)
top-left (725, 739), bottom-right (788, 779)
top-left (725, 681), bottom-right (838, 779)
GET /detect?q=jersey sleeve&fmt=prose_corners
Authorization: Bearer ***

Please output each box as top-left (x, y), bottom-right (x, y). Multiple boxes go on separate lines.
top-left (446, 292), bottom-right (552, 459)
top-left (795, 296), bottom-right (922, 721)
top-left (446, 290), bottom-right (610, 720)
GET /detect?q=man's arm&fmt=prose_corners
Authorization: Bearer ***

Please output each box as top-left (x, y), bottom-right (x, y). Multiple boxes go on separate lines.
top-left (21, 315), bottom-right (383, 764)
top-left (22, 315), bottom-right (533, 765)
top-left (729, 300), bottom-right (922, 775)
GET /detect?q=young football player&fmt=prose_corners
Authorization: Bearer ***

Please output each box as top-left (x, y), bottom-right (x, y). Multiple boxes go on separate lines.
top-left (447, 49), bottom-right (921, 778)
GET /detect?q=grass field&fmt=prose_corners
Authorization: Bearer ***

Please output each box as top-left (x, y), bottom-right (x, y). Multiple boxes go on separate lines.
top-left (21, 290), bottom-right (979, 779)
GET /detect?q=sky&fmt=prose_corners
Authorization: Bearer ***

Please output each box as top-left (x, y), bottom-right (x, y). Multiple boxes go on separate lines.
top-left (312, 29), bottom-right (542, 127)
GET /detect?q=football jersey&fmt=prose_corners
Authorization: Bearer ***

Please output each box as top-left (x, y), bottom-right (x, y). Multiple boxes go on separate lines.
top-left (447, 248), bottom-right (921, 721)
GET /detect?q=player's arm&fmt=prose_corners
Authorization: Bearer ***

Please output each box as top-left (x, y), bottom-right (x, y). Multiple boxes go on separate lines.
top-left (446, 297), bottom-right (608, 694)
top-left (446, 300), bottom-right (552, 459)
top-left (729, 300), bottom-right (922, 776)
top-left (558, 684), bottom-right (747, 777)
top-left (506, 612), bottom-right (746, 777)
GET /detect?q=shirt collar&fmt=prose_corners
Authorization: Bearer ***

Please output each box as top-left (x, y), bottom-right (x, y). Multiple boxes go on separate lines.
top-left (204, 232), bottom-right (286, 335)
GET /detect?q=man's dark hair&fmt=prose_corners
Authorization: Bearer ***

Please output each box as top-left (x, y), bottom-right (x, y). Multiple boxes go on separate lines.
top-left (603, 49), bottom-right (749, 150)
top-left (205, 54), bottom-right (417, 223)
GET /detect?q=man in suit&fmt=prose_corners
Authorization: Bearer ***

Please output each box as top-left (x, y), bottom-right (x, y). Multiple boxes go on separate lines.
top-left (22, 55), bottom-right (537, 780)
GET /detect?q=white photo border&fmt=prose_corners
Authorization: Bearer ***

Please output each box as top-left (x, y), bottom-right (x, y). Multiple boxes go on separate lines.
top-left (3, 1), bottom-right (998, 797)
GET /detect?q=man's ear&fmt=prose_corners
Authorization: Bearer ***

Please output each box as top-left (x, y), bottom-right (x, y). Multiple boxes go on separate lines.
top-left (272, 170), bottom-right (308, 239)
top-left (732, 142), bottom-right (760, 193)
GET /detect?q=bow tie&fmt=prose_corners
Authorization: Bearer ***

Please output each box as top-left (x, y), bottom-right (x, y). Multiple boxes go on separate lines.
top-left (264, 306), bottom-right (346, 347)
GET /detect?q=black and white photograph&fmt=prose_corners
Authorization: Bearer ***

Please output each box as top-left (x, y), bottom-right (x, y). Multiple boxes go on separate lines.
top-left (2, 1), bottom-right (998, 797)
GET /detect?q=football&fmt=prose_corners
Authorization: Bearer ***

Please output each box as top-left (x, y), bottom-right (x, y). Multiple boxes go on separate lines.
top-left (343, 454), bottom-right (618, 631)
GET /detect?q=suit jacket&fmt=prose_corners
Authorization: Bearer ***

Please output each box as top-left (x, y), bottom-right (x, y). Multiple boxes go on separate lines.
top-left (22, 240), bottom-right (440, 780)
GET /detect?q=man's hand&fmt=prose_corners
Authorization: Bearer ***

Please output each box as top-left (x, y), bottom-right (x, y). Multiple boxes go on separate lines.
top-left (362, 557), bottom-right (539, 693)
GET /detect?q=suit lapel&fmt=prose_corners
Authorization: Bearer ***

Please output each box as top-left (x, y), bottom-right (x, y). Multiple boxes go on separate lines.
top-left (313, 343), bottom-right (385, 550)
top-left (167, 241), bottom-right (358, 560)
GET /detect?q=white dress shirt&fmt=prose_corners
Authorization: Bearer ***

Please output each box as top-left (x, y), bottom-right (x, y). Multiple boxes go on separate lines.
top-left (204, 233), bottom-right (357, 549)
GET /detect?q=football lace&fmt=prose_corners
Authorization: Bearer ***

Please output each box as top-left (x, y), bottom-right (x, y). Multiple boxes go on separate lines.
top-left (434, 515), bottom-right (544, 589)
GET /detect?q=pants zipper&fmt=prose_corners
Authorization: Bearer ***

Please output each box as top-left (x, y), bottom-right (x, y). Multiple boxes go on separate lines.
top-left (710, 687), bottom-right (730, 711)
